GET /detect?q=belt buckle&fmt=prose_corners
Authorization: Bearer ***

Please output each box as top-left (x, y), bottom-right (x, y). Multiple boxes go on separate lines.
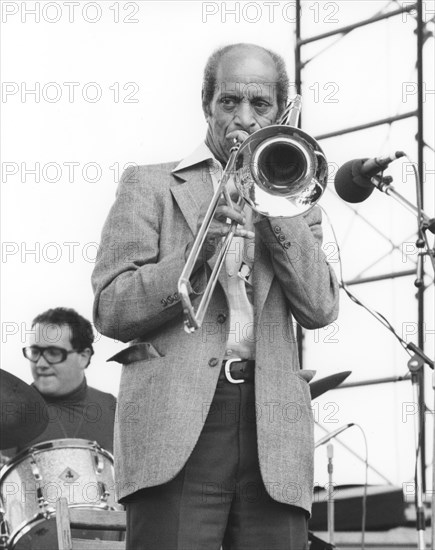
top-left (224, 358), bottom-right (244, 384)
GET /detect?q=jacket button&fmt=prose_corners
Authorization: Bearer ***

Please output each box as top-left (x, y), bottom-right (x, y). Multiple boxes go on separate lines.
top-left (217, 313), bottom-right (227, 324)
top-left (278, 234), bottom-right (286, 242)
top-left (208, 358), bottom-right (219, 367)
top-left (274, 226), bottom-right (281, 234)
top-left (161, 298), bottom-right (167, 307)
top-left (167, 295), bottom-right (174, 304)
top-left (283, 241), bottom-right (291, 249)
top-left (173, 292), bottom-right (179, 301)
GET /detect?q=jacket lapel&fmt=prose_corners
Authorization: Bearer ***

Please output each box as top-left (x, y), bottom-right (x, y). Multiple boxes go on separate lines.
top-left (170, 165), bottom-right (213, 235)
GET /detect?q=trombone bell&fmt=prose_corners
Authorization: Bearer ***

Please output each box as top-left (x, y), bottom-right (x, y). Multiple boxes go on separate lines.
top-left (233, 125), bottom-right (328, 218)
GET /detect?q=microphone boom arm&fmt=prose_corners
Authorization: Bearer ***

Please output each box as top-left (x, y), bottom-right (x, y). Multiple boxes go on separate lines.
top-left (371, 174), bottom-right (435, 235)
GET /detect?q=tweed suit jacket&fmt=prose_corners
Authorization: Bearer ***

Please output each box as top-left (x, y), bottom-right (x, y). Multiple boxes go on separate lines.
top-left (92, 159), bottom-right (339, 514)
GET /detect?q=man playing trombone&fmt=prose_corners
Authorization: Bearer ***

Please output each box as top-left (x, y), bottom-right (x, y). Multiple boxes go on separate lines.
top-left (92, 42), bottom-right (339, 549)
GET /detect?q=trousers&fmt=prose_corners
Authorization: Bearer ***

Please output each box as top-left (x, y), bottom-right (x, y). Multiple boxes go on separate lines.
top-left (125, 367), bottom-right (309, 550)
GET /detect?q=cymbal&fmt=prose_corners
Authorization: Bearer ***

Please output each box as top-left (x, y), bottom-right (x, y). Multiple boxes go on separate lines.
top-left (0, 369), bottom-right (48, 450)
top-left (309, 371), bottom-right (351, 400)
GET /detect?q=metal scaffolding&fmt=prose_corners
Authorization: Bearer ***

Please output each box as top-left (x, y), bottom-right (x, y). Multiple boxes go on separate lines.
top-left (295, 0), bottom-right (432, 492)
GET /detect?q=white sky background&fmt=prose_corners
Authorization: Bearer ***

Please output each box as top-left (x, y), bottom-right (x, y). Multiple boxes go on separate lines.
top-left (1, 0), bottom-right (434, 491)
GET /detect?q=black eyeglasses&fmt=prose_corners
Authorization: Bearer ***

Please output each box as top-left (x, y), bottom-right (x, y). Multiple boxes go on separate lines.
top-left (22, 346), bottom-right (78, 365)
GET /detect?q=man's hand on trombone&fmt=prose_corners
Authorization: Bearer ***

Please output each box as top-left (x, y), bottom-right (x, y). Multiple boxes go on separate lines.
top-left (184, 201), bottom-right (253, 272)
top-left (198, 200), bottom-right (254, 263)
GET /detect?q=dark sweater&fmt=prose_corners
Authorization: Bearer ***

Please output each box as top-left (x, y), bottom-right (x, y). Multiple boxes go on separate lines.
top-left (16, 378), bottom-right (116, 454)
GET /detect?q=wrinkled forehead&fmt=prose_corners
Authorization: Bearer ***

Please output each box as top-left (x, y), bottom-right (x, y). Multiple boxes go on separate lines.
top-left (30, 323), bottom-right (72, 347)
top-left (215, 49), bottom-right (279, 99)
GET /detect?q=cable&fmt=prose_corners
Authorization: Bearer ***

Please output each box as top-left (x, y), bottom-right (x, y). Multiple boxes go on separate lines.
top-left (321, 205), bottom-right (414, 363)
top-left (405, 154), bottom-right (435, 277)
top-left (316, 422), bottom-right (369, 548)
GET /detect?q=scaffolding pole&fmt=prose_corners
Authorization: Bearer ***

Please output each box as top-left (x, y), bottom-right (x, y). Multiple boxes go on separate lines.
top-left (295, 0), bottom-right (429, 492)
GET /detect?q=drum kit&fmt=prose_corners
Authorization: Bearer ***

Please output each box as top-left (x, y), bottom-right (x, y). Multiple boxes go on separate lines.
top-left (0, 368), bottom-right (350, 549)
top-left (0, 370), bottom-right (119, 550)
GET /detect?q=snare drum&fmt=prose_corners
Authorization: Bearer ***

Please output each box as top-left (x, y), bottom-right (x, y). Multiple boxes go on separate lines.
top-left (0, 439), bottom-right (118, 550)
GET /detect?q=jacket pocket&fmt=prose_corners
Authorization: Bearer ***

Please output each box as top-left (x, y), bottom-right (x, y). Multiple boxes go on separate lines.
top-left (107, 342), bottom-right (163, 365)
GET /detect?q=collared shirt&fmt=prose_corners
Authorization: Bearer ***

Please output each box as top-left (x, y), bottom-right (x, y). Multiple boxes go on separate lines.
top-left (173, 143), bottom-right (255, 360)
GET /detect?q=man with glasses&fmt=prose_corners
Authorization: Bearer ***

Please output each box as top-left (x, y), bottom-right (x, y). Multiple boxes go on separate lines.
top-left (18, 307), bottom-right (116, 453)
top-left (0, 308), bottom-right (120, 547)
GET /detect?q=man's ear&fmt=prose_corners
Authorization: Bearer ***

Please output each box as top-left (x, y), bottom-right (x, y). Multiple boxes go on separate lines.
top-left (79, 348), bottom-right (92, 369)
top-left (202, 103), bottom-right (211, 122)
top-left (202, 89), bottom-right (211, 121)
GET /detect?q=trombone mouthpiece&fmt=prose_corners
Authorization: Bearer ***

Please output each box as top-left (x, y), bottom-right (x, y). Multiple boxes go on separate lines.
top-left (230, 138), bottom-right (240, 153)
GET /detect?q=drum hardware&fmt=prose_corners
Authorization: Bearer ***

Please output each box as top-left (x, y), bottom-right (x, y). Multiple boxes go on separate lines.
top-left (93, 444), bottom-right (110, 506)
top-left (0, 506), bottom-right (9, 549)
top-left (0, 439), bottom-right (119, 550)
top-left (29, 454), bottom-right (53, 520)
top-left (98, 482), bottom-right (110, 504)
top-left (35, 488), bottom-right (51, 519)
top-left (92, 448), bottom-right (104, 474)
top-left (29, 457), bottom-right (41, 482)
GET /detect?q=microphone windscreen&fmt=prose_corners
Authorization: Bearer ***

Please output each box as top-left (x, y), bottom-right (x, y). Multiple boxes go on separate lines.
top-left (334, 159), bottom-right (375, 203)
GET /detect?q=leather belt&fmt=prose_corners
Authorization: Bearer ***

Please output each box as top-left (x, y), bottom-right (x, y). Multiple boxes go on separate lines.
top-left (219, 358), bottom-right (255, 384)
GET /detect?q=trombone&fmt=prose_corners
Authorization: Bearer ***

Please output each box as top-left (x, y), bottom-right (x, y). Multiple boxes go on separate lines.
top-left (178, 95), bottom-right (328, 333)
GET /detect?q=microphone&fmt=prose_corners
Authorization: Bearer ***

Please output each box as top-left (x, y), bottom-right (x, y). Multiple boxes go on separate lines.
top-left (334, 151), bottom-right (405, 203)
top-left (315, 423), bottom-right (355, 448)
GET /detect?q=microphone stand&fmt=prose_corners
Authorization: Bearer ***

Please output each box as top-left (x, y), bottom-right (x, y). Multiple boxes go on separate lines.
top-left (408, 351), bottom-right (431, 550)
top-left (371, 174), bottom-right (435, 270)
top-left (315, 424), bottom-right (355, 548)
top-left (327, 444), bottom-right (335, 546)
top-left (370, 173), bottom-right (434, 549)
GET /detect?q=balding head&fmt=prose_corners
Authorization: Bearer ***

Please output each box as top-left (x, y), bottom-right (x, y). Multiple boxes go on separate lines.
top-left (202, 43), bottom-right (289, 118)
top-left (202, 43), bottom-right (286, 164)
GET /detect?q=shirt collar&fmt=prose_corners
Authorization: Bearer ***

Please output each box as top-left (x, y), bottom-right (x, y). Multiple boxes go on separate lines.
top-left (172, 141), bottom-right (220, 174)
